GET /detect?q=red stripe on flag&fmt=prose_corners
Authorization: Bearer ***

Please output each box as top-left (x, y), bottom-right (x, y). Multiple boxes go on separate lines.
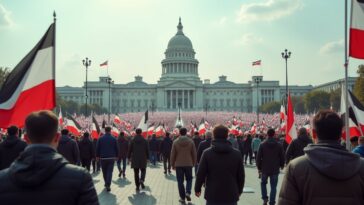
top-left (0, 80), bottom-right (55, 128)
top-left (349, 28), bottom-right (364, 59)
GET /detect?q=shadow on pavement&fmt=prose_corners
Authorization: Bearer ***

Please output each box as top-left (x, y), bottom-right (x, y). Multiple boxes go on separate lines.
top-left (164, 174), bottom-right (177, 181)
top-left (98, 189), bottom-right (117, 205)
top-left (128, 192), bottom-right (157, 205)
top-left (112, 178), bottom-right (132, 188)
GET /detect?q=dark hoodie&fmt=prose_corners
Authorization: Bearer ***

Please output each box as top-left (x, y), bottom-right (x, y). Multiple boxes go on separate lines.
top-left (0, 135), bottom-right (27, 170)
top-left (78, 137), bottom-right (95, 160)
top-left (278, 141), bottom-right (364, 205)
top-left (195, 139), bottom-right (245, 203)
top-left (0, 145), bottom-right (99, 205)
top-left (128, 135), bottom-right (149, 169)
top-left (57, 135), bottom-right (80, 165)
top-left (285, 134), bottom-right (313, 164)
top-left (256, 137), bottom-right (285, 175)
top-left (170, 135), bottom-right (197, 167)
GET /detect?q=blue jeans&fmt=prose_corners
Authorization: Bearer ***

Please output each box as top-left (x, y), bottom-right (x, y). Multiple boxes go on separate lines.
top-left (176, 167), bottom-right (193, 200)
top-left (261, 174), bottom-right (279, 205)
top-left (150, 151), bottom-right (158, 165)
top-left (117, 158), bottom-right (127, 174)
top-left (101, 159), bottom-right (115, 187)
top-left (206, 202), bottom-right (237, 205)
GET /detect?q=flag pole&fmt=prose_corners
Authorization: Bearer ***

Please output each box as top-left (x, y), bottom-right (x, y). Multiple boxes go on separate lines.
top-left (53, 11), bottom-right (56, 109)
top-left (344, 0), bottom-right (350, 150)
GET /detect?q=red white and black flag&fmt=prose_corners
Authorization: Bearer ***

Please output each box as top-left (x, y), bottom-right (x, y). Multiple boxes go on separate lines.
top-left (65, 114), bottom-right (82, 136)
top-left (349, 0), bottom-right (364, 59)
top-left (252, 60), bottom-right (261, 66)
top-left (92, 114), bottom-right (101, 139)
top-left (100, 61), bottom-right (108, 67)
top-left (137, 110), bottom-right (149, 138)
top-left (0, 23), bottom-right (56, 128)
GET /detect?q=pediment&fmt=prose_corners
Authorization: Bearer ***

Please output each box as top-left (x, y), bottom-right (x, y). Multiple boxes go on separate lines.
top-left (158, 80), bottom-right (201, 88)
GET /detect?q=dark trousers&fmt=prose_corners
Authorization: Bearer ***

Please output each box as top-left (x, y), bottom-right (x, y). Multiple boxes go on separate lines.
top-left (81, 158), bottom-right (91, 171)
top-left (150, 151), bottom-right (158, 165)
top-left (244, 149), bottom-right (253, 164)
top-left (176, 167), bottom-right (193, 200)
top-left (92, 159), bottom-right (100, 172)
top-left (133, 168), bottom-right (146, 188)
top-left (253, 151), bottom-right (258, 161)
top-left (101, 159), bottom-right (115, 187)
top-left (163, 154), bottom-right (171, 172)
top-left (207, 202), bottom-right (237, 205)
top-left (261, 174), bottom-right (279, 205)
top-left (117, 158), bottom-right (127, 174)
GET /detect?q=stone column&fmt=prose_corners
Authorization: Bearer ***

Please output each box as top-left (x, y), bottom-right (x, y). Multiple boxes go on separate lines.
top-left (182, 90), bottom-right (185, 109)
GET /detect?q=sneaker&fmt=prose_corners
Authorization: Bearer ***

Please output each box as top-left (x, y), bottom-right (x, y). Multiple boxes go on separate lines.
top-left (118, 171), bottom-right (122, 178)
top-left (123, 174), bottom-right (126, 178)
top-left (106, 187), bottom-right (111, 192)
top-left (263, 199), bottom-right (268, 205)
top-left (164, 170), bottom-right (167, 174)
top-left (179, 198), bottom-right (186, 204)
top-left (136, 187), bottom-right (140, 192)
top-left (140, 181), bottom-right (145, 189)
top-left (185, 194), bottom-right (191, 202)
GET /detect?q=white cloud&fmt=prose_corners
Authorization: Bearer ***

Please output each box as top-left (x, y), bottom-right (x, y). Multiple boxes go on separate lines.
top-left (237, 0), bottom-right (303, 23)
top-left (319, 39), bottom-right (344, 55)
top-left (218, 16), bottom-right (227, 25)
top-left (237, 33), bottom-right (263, 46)
top-left (0, 4), bottom-right (13, 28)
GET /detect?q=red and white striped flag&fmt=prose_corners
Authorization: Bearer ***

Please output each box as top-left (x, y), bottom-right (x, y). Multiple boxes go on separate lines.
top-left (349, 0), bottom-right (364, 59)
top-left (252, 60), bottom-right (261, 66)
top-left (286, 93), bottom-right (297, 144)
top-left (100, 60), bottom-right (108, 67)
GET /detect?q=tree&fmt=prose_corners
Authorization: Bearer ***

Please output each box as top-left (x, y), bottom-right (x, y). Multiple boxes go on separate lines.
top-left (353, 64), bottom-right (364, 105)
top-left (303, 90), bottom-right (331, 113)
top-left (0, 67), bottom-right (10, 89)
top-left (330, 88), bottom-right (341, 112)
top-left (291, 96), bottom-right (306, 114)
top-left (259, 101), bottom-right (281, 114)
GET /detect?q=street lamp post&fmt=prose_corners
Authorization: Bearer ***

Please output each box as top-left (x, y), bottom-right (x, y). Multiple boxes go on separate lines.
top-left (254, 76), bottom-right (262, 123)
top-left (149, 102), bottom-right (156, 115)
top-left (82, 58), bottom-right (91, 116)
top-left (107, 77), bottom-right (114, 124)
top-left (204, 102), bottom-right (209, 117)
top-left (281, 49), bottom-right (291, 104)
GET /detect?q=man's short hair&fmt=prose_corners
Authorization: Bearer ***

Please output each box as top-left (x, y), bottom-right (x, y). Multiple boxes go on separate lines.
top-left (135, 128), bottom-right (142, 135)
top-left (298, 127), bottom-right (308, 136)
top-left (194, 131), bottom-right (199, 136)
top-left (61, 129), bottom-right (69, 135)
top-left (205, 131), bottom-right (212, 139)
top-left (350, 136), bottom-right (359, 143)
top-left (7, 125), bottom-right (18, 136)
top-left (166, 132), bottom-right (170, 137)
top-left (267, 128), bottom-right (275, 137)
top-left (25, 110), bottom-right (58, 143)
top-left (83, 132), bottom-right (90, 138)
top-left (119, 131), bottom-right (124, 137)
top-left (313, 110), bottom-right (343, 140)
top-left (213, 125), bottom-right (229, 139)
top-left (179, 127), bottom-right (187, 136)
top-left (104, 126), bottom-right (111, 133)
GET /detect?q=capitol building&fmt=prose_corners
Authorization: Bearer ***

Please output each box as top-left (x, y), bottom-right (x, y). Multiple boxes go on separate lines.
top-left (57, 18), bottom-right (356, 113)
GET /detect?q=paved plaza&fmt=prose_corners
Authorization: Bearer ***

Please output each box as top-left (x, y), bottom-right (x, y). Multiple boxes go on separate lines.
top-left (94, 163), bottom-right (284, 205)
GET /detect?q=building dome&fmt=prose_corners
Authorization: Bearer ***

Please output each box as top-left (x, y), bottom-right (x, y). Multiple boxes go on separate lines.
top-left (167, 18), bottom-right (193, 50)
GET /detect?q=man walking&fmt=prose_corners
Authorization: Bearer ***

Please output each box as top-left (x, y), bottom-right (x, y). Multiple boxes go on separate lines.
top-left (117, 132), bottom-right (129, 178)
top-left (92, 137), bottom-right (100, 173)
top-left (252, 134), bottom-right (261, 162)
top-left (149, 134), bottom-right (159, 166)
top-left (160, 132), bottom-right (173, 174)
top-left (128, 128), bottom-right (149, 191)
top-left (279, 110), bottom-right (364, 205)
top-left (256, 128), bottom-right (284, 205)
top-left (0, 125), bottom-right (27, 170)
top-left (285, 127), bottom-right (313, 164)
top-left (57, 129), bottom-right (80, 165)
top-left (78, 132), bottom-right (95, 171)
top-left (96, 126), bottom-right (119, 192)
top-left (0, 110), bottom-right (99, 205)
top-left (197, 130), bottom-right (212, 164)
top-left (170, 127), bottom-right (197, 204)
top-left (195, 125), bottom-right (245, 205)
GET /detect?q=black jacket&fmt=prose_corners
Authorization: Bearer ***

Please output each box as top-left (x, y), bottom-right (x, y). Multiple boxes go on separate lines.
top-left (149, 136), bottom-right (159, 152)
top-left (197, 138), bottom-right (212, 163)
top-left (256, 137), bottom-right (285, 175)
top-left (193, 136), bottom-right (202, 152)
top-left (117, 136), bottom-right (129, 159)
top-left (57, 135), bottom-right (80, 165)
top-left (0, 135), bottom-right (27, 170)
top-left (195, 139), bottom-right (245, 204)
top-left (78, 137), bottom-right (95, 160)
top-left (160, 137), bottom-right (173, 157)
top-left (285, 134), bottom-right (313, 164)
top-left (0, 145), bottom-right (99, 205)
top-left (243, 136), bottom-right (252, 153)
top-left (128, 135), bottom-right (149, 169)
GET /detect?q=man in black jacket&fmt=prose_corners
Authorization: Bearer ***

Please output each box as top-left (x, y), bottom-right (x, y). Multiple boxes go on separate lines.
top-left (196, 130), bottom-right (212, 164)
top-left (285, 127), bottom-right (313, 165)
top-left (256, 128), bottom-right (284, 205)
top-left (195, 125), bottom-right (245, 205)
top-left (78, 132), bottom-right (95, 171)
top-left (0, 110), bottom-right (99, 205)
top-left (0, 126), bottom-right (27, 170)
top-left (117, 132), bottom-right (129, 178)
top-left (149, 134), bottom-right (159, 166)
top-left (160, 132), bottom-right (173, 174)
top-left (57, 129), bottom-right (80, 165)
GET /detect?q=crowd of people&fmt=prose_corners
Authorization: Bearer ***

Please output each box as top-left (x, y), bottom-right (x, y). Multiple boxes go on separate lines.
top-left (0, 110), bottom-right (363, 205)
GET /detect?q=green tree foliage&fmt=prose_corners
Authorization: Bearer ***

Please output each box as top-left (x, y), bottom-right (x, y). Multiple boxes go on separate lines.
top-left (353, 64), bottom-right (364, 105)
top-left (304, 90), bottom-right (331, 113)
top-left (330, 88), bottom-right (341, 112)
top-left (291, 96), bottom-right (305, 114)
top-left (56, 94), bottom-right (107, 116)
top-left (259, 101), bottom-right (281, 113)
top-left (0, 67), bottom-right (10, 89)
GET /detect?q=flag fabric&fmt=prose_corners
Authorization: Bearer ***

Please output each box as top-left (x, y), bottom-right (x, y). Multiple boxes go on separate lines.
top-left (100, 60), bottom-right (108, 67)
top-left (198, 119), bottom-right (206, 135)
top-left (286, 93), bottom-right (297, 144)
top-left (137, 110), bottom-right (149, 138)
top-left (349, 0), bottom-right (364, 59)
top-left (65, 115), bottom-right (81, 136)
top-left (147, 123), bottom-right (155, 136)
top-left (114, 115), bottom-right (122, 124)
top-left (58, 108), bottom-right (64, 127)
top-left (0, 23), bottom-right (56, 128)
top-left (91, 115), bottom-right (101, 139)
top-left (155, 124), bottom-right (166, 137)
top-left (280, 105), bottom-right (285, 121)
top-left (348, 90), bottom-right (364, 135)
top-left (111, 126), bottom-right (119, 137)
top-left (252, 60), bottom-right (261, 66)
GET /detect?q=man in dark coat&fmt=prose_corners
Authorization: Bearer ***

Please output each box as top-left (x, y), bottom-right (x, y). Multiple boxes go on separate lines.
top-left (256, 128), bottom-right (284, 205)
top-left (96, 127), bottom-right (118, 192)
top-left (128, 128), bottom-right (149, 191)
top-left (195, 125), bottom-right (245, 205)
top-left (160, 132), bottom-right (173, 174)
top-left (279, 110), bottom-right (364, 205)
top-left (0, 126), bottom-right (27, 170)
top-left (0, 110), bottom-right (99, 205)
top-left (243, 134), bottom-right (253, 165)
top-left (285, 127), bottom-right (313, 164)
top-left (92, 138), bottom-right (100, 173)
top-left (149, 134), bottom-right (159, 166)
top-left (78, 132), bottom-right (95, 171)
top-left (197, 130), bottom-right (212, 164)
top-left (117, 132), bottom-right (129, 178)
top-left (192, 131), bottom-right (202, 173)
top-left (57, 129), bottom-right (80, 165)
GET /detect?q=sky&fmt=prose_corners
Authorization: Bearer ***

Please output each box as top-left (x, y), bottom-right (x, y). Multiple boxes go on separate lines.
top-left (0, 0), bottom-right (362, 87)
